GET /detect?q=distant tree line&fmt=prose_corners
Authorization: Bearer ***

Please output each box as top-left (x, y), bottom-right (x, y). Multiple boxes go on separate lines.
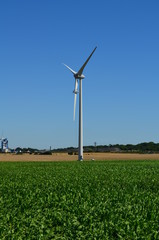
top-left (52, 142), bottom-right (159, 154)
top-left (2, 142), bottom-right (159, 154)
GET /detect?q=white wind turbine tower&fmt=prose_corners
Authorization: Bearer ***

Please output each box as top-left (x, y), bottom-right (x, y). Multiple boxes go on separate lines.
top-left (63, 47), bottom-right (97, 161)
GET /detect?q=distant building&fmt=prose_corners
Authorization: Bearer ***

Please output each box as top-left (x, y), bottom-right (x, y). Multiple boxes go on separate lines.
top-left (1, 138), bottom-right (9, 152)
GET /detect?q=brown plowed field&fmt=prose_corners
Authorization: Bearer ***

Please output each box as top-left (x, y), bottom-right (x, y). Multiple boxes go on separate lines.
top-left (0, 153), bottom-right (159, 162)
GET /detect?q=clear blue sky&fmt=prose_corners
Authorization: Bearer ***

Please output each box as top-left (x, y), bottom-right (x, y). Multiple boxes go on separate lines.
top-left (0, 0), bottom-right (159, 149)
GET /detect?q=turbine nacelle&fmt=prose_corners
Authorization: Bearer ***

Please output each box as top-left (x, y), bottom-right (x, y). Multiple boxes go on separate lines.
top-left (74, 73), bottom-right (85, 79)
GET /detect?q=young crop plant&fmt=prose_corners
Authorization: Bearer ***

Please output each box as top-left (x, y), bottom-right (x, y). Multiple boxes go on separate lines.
top-left (0, 161), bottom-right (159, 239)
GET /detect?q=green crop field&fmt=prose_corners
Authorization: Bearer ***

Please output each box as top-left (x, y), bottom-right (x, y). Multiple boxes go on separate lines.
top-left (0, 161), bottom-right (159, 239)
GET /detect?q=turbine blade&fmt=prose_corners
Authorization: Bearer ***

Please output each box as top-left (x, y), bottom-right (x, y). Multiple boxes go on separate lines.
top-left (73, 93), bottom-right (77, 121)
top-left (63, 63), bottom-right (76, 75)
top-left (73, 79), bottom-right (78, 120)
top-left (77, 46), bottom-right (97, 76)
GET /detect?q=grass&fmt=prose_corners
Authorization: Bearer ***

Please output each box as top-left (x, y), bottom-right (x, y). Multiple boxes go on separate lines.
top-left (0, 160), bottom-right (159, 239)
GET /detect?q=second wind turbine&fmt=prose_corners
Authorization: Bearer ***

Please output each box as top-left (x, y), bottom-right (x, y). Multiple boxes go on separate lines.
top-left (64, 47), bottom-right (97, 161)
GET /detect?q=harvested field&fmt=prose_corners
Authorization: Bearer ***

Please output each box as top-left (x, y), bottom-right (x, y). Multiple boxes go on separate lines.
top-left (1, 152), bottom-right (159, 161)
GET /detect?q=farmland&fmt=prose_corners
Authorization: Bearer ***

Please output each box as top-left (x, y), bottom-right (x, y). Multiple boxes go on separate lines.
top-left (1, 152), bottom-right (159, 161)
top-left (1, 161), bottom-right (159, 239)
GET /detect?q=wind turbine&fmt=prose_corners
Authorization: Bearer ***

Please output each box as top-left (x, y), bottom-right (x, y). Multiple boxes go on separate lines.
top-left (63, 47), bottom-right (97, 161)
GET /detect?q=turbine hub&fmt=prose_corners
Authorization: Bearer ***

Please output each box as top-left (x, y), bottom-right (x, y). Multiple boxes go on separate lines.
top-left (73, 90), bottom-right (78, 94)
